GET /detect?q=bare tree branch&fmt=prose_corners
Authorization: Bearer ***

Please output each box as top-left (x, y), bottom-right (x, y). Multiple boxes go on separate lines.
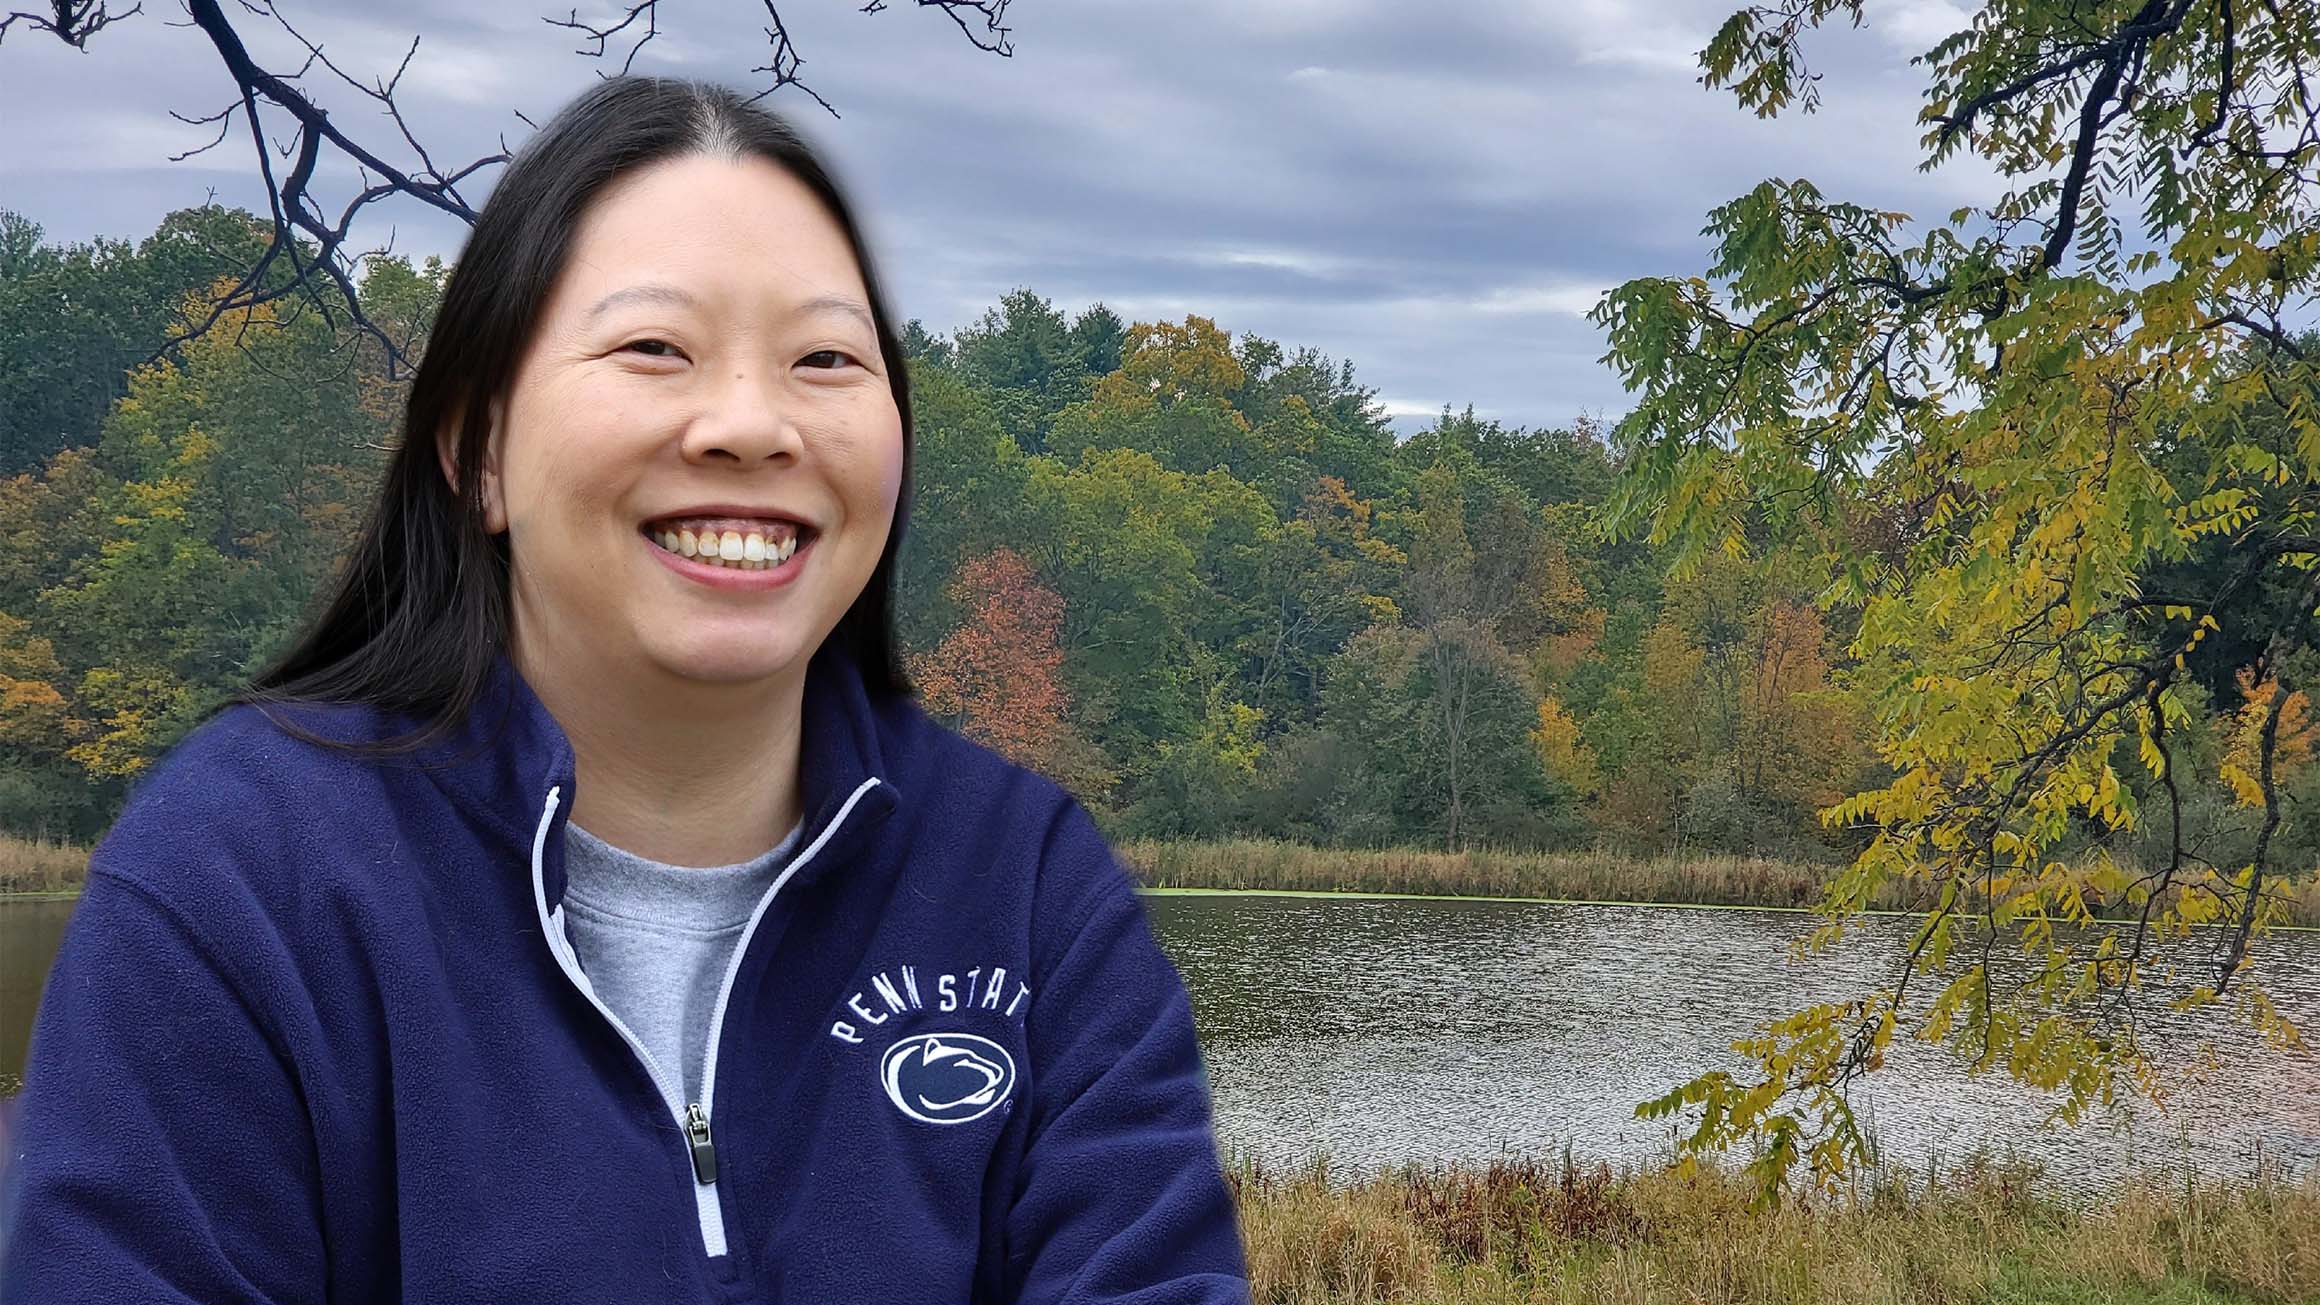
top-left (138, 0), bottom-right (510, 378)
top-left (0, 0), bottom-right (141, 48)
top-left (554, 0), bottom-right (1013, 118)
top-left (544, 1), bottom-right (659, 75)
top-left (8, 0), bottom-right (1020, 374)
top-left (862, 0), bottom-right (1012, 55)
top-left (745, 3), bottom-right (835, 116)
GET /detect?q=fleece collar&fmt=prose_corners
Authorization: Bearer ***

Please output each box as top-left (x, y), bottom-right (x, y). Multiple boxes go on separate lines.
top-left (405, 637), bottom-right (904, 910)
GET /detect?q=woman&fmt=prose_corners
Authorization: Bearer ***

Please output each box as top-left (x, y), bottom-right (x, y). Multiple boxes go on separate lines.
top-left (0, 76), bottom-right (1249, 1302)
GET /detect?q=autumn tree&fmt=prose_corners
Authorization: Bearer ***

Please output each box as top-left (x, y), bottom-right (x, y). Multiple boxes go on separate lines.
top-left (1600, 0), bottom-right (2320, 1192)
top-left (0, 609), bottom-right (88, 837)
top-left (6, 205), bottom-right (1901, 861)
top-left (1528, 696), bottom-right (1601, 801)
top-left (909, 545), bottom-right (1110, 796)
top-left (1048, 318), bottom-right (1257, 483)
top-left (1400, 404), bottom-right (1617, 512)
top-left (1234, 341), bottom-right (1401, 509)
top-left (1740, 598), bottom-right (1874, 820)
top-left (1232, 475), bottom-right (1403, 729)
top-left (1502, 511), bottom-right (1606, 681)
top-left (0, 256), bottom-right (408, 832)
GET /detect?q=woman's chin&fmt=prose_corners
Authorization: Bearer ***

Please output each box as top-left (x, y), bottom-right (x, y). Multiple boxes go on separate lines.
top-left (639, 634), bottom-right (805, 688)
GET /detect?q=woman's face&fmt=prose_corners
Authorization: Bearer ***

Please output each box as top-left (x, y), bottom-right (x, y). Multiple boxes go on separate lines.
top-left (456, 151), bottom-right (904, 693)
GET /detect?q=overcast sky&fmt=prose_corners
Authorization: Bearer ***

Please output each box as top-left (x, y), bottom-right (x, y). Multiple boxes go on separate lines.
top-left (1, 0), bottom-right (2001, 434)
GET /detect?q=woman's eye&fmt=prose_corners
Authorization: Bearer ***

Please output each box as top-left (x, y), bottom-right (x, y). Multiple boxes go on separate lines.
top-left (800, 349), bottom-right (860, 369)
top-left (622, 338), bottom-right (683, 359)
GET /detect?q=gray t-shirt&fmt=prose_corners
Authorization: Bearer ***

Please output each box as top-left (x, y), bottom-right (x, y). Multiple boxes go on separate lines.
top-left (560, 816), bottom-right (806, 1115)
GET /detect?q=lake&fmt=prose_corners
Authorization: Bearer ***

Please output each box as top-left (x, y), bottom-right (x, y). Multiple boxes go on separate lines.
top-left (1144, 892), bottom-right (2320, 1195)
top-left (6, 889), bottom-right (2315, 1193)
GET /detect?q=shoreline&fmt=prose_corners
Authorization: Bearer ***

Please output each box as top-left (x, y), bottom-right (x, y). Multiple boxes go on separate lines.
top-left (6, 882), bottom-right (2319, 933)
top-left (1140, 885), bottom-right (2320, 932)
top-left (1117, 837), bottom-right (2320, 931)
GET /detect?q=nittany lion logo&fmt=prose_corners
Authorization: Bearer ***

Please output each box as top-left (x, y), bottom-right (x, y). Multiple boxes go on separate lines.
top-left (879, 1032), bottom-right (1016, 1125)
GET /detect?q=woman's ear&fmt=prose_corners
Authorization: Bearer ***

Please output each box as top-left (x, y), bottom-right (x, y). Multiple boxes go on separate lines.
top-left (478, 397), bottom-right (508, 536)
top-left (436, 401), bottom-right (510, 536)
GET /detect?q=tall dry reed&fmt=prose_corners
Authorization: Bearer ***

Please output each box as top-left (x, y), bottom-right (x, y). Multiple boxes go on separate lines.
top-left (1121, 836), bottom-right (2320, 928)
top-left (1230, 1150), bottom-right (2320, 1304)
top-left (0, 830), bottom-right (90, 894)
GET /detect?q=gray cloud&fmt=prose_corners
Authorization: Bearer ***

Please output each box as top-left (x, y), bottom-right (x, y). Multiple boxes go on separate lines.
top-left (0, 0), bottom-right (1995, 432)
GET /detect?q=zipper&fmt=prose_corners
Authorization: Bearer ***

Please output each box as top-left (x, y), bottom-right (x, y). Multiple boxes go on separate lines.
top-left (684, 1102), bottom-right (718, 1182)
top-left (528, 776), bottom-right (886, 1261)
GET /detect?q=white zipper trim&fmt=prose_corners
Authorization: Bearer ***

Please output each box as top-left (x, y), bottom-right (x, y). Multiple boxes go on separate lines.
top-left (699, 775), bottom-right (885, 1124)
top-left (531, 786), bottom-right (730, 1253)
top-left (528, 777), bottom-right (885, 1261)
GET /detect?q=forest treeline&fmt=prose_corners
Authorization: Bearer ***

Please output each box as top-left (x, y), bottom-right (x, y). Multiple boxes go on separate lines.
top-left (1, 205), bottom-right (2309, 874)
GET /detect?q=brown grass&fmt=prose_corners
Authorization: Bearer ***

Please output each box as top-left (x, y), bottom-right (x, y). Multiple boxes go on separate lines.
top-left (0, 830), bottom-right (91, 894)
top-left (1231, 1151), bottom-right (2320, 1304)
top-left (1123, 838), bottom-right (1851, 909)
top-left (1120, 836), bottom-right (2320, 928)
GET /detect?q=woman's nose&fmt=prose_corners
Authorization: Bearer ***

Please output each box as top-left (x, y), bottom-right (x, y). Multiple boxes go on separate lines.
top-left (685, 368), bottom-right (805, 463)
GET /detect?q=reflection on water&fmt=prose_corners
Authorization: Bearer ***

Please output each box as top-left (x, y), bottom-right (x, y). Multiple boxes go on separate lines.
top-left (5, 890), bottom-right (2314, 1194)
top-left (1146, 893), bottom-right (2320, 1195)
top-left (0, 897), bottom-right (75, 1098)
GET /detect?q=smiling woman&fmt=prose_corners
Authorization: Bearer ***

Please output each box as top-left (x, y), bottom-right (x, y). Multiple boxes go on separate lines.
top-left (463, 146), bottom-right (908, 823)
top-left (0, 76), bottom-right (1250, 1303)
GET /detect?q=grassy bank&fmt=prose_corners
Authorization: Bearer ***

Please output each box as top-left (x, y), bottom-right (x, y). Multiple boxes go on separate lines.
top-left (1119, 836), bottom-right (2320, 928)
top-left (1232, 1152), bottom-right (2320, 1304)
top-left (0, 831), bottom-right (89, 895)
top-left (1121, 838), bottom-right (1855, 909)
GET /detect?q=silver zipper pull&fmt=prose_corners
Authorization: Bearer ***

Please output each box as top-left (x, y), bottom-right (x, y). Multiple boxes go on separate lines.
top-left (684, 1102), bottom-right (718, 1184)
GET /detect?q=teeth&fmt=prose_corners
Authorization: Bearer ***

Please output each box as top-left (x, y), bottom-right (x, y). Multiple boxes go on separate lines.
top-left (647, 526), bottom-right (803, 569)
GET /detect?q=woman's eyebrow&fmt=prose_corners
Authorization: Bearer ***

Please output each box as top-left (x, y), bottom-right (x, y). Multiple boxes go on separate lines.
top-left (585, 286), bottom-right (872, 333)
top-left (795, 293), bottom-right (876, 333)
top-left (585, 283), bottom-right (698, 321)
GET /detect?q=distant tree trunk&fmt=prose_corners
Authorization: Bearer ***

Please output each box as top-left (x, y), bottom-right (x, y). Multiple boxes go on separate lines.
top-left (1426, 621), bottom-right (1485, 854)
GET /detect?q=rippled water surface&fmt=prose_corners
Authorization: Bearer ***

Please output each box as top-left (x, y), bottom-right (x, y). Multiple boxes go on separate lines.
top-left (1145, 892), bottom-right (2320, 1193)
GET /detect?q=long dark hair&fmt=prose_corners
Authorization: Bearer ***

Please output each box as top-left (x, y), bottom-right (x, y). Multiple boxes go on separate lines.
top-left (228, 76), bottom-right (916, 758)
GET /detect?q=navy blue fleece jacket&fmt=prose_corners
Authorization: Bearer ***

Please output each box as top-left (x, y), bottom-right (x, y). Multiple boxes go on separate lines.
top-left (0, 640), bottom-right (1249, 1302)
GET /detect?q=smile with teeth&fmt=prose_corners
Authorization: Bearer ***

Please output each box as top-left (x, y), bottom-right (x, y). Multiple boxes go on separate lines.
top-left (642, 518), bottom-right (809, 570)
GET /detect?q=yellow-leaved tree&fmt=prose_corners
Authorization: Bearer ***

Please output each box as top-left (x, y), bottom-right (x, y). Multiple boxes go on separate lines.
top-left (1596, 0), bottom-right (2320, 1194)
